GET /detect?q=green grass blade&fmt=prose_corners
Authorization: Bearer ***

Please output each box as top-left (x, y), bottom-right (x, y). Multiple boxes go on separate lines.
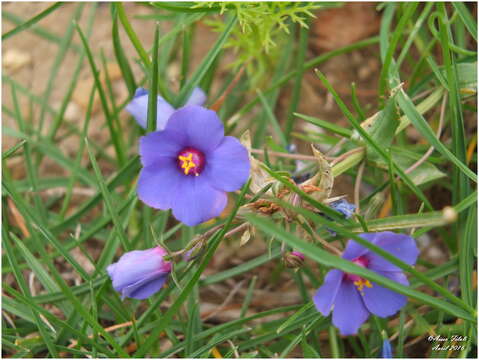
top-left (174, 15), bottom-right (237, 107)
top-left (147, 23), bottom-right (160, 132)
top-left (295, 112), bottom-right (352, 138)
top-left (285, 23), bottom-right (309, 138)
top-left (452, 2), bottom-right (477, 42)
top-left (116, 3), bottom-right (151, 69)
top-left (75, 22), bottom-right (126, 166)
top-left (395, 87), bottom-right (476, 183)
top-left (85, 139), bottom-right (131, 251)
top-left (257, 89), bottom-right (288, 147)
top-left (459, 206), bottom-right (476, 307)
top-left (111, 4), bottom-right (137, 96)
top-left (2, 139), bottom-right (26, 159)
top-left (2, 2), bottom-right (63, 40)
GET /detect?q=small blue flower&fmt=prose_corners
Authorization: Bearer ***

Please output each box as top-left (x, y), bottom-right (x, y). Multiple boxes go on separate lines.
top-left (126, 87), bottom-right (207, 131)
top-left (381, 338), bottom-right (393, 358)
top-left (107, 246), bottom-right (172, 300)
top-left (330, 199), bottom-right (356, 218)
top-left (137, 105), bottom-right (250, 226)
top-left (314, 232), bottom-right (419, 335)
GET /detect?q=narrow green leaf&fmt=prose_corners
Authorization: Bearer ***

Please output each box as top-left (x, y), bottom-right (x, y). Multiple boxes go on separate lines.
top-left (174, 15), bottom-right (237, 107)
top-left (85, 139), bottom-right (131, 251)
top-left (351, 94), bottom-right (398, 148)
top-left (285, 23), bottom-right (309, 139)
top-left (452, 2), bottom-right (477, 41)
top-left (75, 22), bottom-right (126, 166)
top-left (2, 2), bottom-right (63, 40)
top-left (2, 139), bottom-right (26, 159)
top-left (111, 4), bottom-right (137, 96)
top-left (257, 89), bottom-right (288, 147)
top-left (460, 206), bottom-right (476, 307)
top-left (147, 24), bottom-right (160, 132)
top-left (116, 3), bottom-right (151, 69)
top-left (395, 87), bottom-right (477, 183)
top-left (295, 112), bottom-right (352, 138)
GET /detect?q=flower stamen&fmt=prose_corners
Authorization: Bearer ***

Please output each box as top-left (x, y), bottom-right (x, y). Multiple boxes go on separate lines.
top-left (354, 278), bottom-right (373, 294)
top-left (177, 147), bottom-right (205, 176)
top-left (179, 153), bottom-right (197, 175)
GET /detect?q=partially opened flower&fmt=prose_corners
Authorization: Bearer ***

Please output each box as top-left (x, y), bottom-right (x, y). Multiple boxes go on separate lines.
top-left (126, 87), bottom-right (206, 131)
top-left (313, 231), bottom-right (419, 335)
top-left (381, 338), bottom-right (393, 358)
top-left (107, 246), bottom-right (171, 300)
top-left (137, 105), bottom-right (250, 226)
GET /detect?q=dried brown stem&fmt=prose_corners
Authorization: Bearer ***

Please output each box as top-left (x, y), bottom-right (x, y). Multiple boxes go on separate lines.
top-left (209, 66), bottom-right (245, 112)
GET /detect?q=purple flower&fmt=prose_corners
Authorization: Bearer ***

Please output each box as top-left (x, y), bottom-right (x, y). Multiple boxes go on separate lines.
top-left (137, 105), bottom-right (250, 226)
top-left (126, 87), bottom-right (206, 131)
top-left (107, 246), bottom-right (172, 300)
top-left (313, 231), bottom-right (419, 335)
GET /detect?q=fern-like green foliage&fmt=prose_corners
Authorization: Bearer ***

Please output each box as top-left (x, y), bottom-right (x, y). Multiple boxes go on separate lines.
top-left (193, 2), bottom-right (326, 86)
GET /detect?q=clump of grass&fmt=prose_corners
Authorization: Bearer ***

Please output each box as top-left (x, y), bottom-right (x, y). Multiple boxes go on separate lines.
top-left (2, 2), bottom-right (477, 358)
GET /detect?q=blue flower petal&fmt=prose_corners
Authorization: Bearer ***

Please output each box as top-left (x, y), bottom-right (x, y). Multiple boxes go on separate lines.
top-left (126, 89), bottom-right (150, 128)
top-left (155, 97), bottom-right (176, 130)
top-left (165, 105), bottom-right (224, 154)
top-left (361, 271), bottom-right (408, 317)
top-left (137, 160), bottom-right (186, 210)
top-left (185, 87), bottom-right (207, 106)
top-left (332, 279), bottom-right (370, 335)
top-left (121, 272), bottom-right (169, 300)
top-left (139, 129), bottom-right (187, 167)
top-left (171, 175), bottom-right (227, 226)
top-left (313, 269), bottom-right (344, 316)
top-left (204, 136), bottom-right (250, 192)
top-left (134, 88), bottom-right (149, 97)
top-left (342, 233), bottom-right (377, 260)
top-left (125, 88), bottom-right (175, 130)
top-left (367, 231), bottom-right (419, 271)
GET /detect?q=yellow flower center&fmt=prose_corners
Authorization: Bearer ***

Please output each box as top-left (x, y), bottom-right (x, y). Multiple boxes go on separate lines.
top-left (354, 278), bottom-right (373, 294)
top-left (178, 153), bottom-right (197, 175)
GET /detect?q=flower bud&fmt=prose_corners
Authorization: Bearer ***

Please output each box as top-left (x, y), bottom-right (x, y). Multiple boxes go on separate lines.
top-left (283, 251), bottom-right (305, 269)
top-left (381, 338), bottom-right (393, 358)
top-left (107, 246), bottom-right (171, 300)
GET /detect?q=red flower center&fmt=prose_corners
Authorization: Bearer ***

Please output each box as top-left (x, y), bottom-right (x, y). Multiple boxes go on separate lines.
top-left (344, 256), bottom-right (373, 293)
top-left (177, 147), bottom-right (205, 176)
